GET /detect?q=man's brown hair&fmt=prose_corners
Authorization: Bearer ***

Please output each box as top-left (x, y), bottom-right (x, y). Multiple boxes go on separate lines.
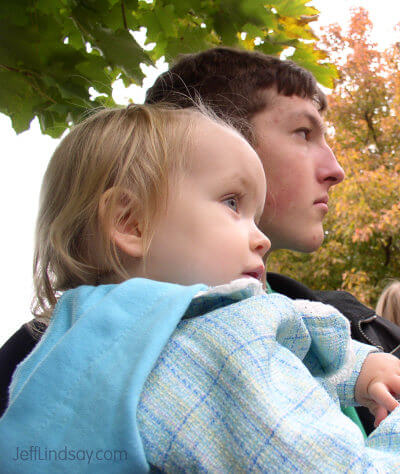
top-left (145, 47), bottom-right (327, 144)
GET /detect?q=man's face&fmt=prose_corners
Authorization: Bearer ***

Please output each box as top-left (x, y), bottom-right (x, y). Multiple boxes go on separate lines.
top-left (139, 118), bottom-right (270, 287)
top-left (251, 90), bottom-right (345, 253)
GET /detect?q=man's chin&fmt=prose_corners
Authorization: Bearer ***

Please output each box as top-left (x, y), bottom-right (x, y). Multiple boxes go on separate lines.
top-left (297, 232), bottom-right (324, 253)
top-left (270, 231), bottom-right (324, 254)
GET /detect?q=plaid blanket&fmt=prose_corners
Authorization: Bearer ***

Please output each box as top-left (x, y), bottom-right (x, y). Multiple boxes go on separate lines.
top-left (138, 284), bottom-right (400, 473)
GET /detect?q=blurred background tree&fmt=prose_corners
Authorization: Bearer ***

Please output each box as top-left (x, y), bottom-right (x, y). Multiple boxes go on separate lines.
top-left (0, 0), bottom-right (335, 137)
top-left (269, 7), bottom-right (400, 306)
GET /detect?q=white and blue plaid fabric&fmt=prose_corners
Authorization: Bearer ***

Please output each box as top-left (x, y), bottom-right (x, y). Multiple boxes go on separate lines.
top-left (138, 282), bottom-right (400, 472)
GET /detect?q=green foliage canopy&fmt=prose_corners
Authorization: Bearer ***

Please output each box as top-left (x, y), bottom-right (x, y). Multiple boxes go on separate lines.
top-left (0, 0), bottom-right (336, 137)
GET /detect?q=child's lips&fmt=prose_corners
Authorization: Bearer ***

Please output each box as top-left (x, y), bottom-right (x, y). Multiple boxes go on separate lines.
top-left (242, 265), bottom-right (265, 281)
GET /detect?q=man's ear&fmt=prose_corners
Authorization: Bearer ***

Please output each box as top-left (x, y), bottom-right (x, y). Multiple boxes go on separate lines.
top-left (99, 188), bottom-right (144, 258)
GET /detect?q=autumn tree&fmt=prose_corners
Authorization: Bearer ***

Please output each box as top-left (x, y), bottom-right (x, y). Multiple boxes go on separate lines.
top-left (0, 0), bottom-right (336, 137)
top-left (269, 7), bottom-right (400, 306)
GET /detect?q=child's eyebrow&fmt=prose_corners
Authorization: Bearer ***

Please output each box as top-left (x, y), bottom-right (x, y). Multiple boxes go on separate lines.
top-left (229, 174), bottom-right (266, 210)
top-left (225, 174), bottom-right (251, 190)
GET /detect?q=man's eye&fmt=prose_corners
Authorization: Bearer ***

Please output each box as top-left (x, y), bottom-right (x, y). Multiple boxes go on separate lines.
top-left (223, 196), bottom-right (238, 212)
top-left (295, 128), bottom-right (310, 139)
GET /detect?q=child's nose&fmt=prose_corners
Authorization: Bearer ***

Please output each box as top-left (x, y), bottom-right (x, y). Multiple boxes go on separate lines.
top-left (251, 226), bottom-right (271, 257)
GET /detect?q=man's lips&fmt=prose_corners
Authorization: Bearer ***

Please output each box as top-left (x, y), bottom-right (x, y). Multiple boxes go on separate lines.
top-left (314, 196), bottom-right (329, 212)
top-left (314, 195), bottom-right (328, 205)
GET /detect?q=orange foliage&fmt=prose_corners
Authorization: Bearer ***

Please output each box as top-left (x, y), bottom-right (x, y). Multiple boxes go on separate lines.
top-left (269, 7), bottom-right (400, 306)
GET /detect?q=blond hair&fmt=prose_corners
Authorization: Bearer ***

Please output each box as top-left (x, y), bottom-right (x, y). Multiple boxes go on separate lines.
top-left (33, 104), bottom-right (221, 323)
top-left (376, 280), bottom-right (400, 326)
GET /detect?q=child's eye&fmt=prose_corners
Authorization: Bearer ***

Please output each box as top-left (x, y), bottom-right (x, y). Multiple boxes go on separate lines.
top-left (222, 196), bottom-right (239, 212)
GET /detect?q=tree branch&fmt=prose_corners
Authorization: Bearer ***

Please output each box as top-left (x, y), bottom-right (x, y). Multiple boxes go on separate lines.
top-left (383, 236), bottom-right (393, 266)
top-left (364, 110), bottom-right (382, 153)
top-left (0, 64), bottom-right (57, 104)
top-left (121, 1), bottom-right (128, 30)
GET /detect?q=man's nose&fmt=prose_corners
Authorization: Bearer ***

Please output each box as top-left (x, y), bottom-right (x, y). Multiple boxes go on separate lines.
top-left (251, 225), bottom-right (271, 257)
top-left (318, 144), bottom-right (345, 186)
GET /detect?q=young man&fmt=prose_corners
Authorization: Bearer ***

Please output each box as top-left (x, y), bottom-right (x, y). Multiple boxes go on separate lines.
top-left (1, 48), bottom-right (400, 434)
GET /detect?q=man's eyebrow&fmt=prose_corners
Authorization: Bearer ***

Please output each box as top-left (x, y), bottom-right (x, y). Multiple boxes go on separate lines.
top-left (296, 111), bottom-right (327, 134)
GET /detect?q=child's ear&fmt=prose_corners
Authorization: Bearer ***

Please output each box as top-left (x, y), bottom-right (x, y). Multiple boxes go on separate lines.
top-left (99, 188), bottom-right (144, 258)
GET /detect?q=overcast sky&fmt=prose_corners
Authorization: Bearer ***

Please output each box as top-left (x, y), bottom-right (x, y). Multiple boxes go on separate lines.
top-left (1, 0), bottom-right (400, 345)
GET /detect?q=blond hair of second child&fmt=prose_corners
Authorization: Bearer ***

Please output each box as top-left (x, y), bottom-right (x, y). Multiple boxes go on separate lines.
top-left (1, 105), bottom-right (400, 473)
top-left (377, 280), bottom-right (400, 326)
